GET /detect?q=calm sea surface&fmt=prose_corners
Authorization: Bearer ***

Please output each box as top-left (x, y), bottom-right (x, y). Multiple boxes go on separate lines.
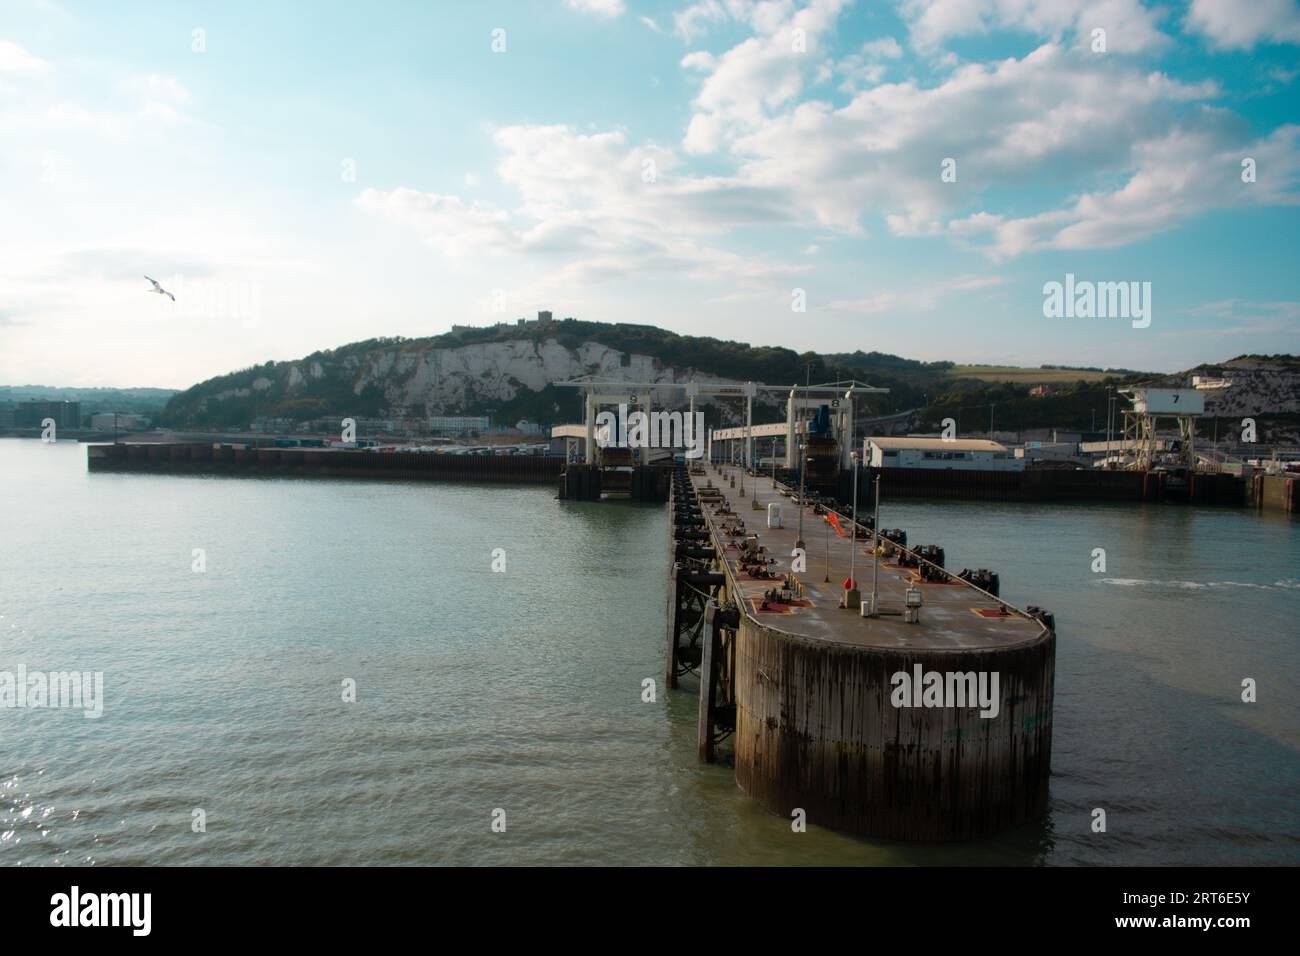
top-left (1, 438), bottom-right (1296, 865)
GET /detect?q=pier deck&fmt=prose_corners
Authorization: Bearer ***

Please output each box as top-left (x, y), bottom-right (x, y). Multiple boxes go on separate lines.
top-left (691, 466), bottom-right (1046, 651)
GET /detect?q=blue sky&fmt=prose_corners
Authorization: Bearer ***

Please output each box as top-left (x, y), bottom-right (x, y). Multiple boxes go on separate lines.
top-left (1, 0), bottom-right (1297, 387)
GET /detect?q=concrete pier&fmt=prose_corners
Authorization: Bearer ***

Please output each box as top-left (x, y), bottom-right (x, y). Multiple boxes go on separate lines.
top-left (672, 463), bottom-right (1056, 841)
top-left (87, 441), bottom-right (564, 484)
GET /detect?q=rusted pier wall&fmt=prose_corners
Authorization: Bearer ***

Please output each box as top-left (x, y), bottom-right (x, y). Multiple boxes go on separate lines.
top-left (87, 442), bottom-right (564, 484)
top-left (1250, 474), bottom-right (1299, 513)
top-left (732, 622), bottom-right (1054, 841)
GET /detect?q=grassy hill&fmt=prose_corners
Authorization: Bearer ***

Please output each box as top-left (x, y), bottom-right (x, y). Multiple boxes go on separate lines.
top-left (947, 365), bottom-right (1143, 384)
top-left (155, 318), bottom-right (1293, 439)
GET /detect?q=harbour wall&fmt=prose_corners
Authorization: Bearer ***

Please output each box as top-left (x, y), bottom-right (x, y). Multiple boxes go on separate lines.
top-left (837, 466), bottom-right (1248, 506)
top-left (87, 442), bottom-right (564, 484)
top-left (1250, 474), bottom-right (1299, 513)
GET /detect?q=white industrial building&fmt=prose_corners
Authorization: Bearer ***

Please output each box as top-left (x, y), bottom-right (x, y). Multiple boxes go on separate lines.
top-left (1015, 441), bottom-right (1081, 462)
top-left (863, 437), bottom-right (1024, 471)
top-left (427, 415), bottom-right (489, 436)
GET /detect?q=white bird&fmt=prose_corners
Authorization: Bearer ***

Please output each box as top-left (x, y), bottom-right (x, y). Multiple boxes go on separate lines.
top-left (144, 275), bottom-right (175, 301)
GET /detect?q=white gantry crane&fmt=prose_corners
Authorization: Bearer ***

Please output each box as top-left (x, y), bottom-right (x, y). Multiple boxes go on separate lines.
top-left (553, 376), bottom-right (888, 468)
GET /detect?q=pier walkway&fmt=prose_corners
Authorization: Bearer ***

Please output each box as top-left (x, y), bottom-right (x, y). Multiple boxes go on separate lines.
top-left (692, 464), bottom-right (1046, 651)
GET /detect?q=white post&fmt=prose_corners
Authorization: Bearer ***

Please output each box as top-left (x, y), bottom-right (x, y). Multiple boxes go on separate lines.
top-left (785, 388), bottom-right (797, 468)
top-left (842, 387), bottom-right (856, 470)
top-left (849, 453), bottom-right (859, 587)
top-left (745, 384), bottom-right (754, 471)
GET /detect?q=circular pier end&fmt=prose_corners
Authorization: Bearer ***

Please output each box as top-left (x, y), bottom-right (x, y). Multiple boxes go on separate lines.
top-left (733, 618), bottom-right (1055, 841)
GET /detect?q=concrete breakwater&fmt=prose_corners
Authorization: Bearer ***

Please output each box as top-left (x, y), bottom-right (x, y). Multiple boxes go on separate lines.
top-left (87, 441), bottom-right (564, 484)
top-left (85, 441), bottom-right (1282, 510)
top-left (670, 462), bottom-right (1056, 841)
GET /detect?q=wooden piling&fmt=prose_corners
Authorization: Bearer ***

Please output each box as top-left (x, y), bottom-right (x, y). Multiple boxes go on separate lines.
top-left (666, 563), bottom-right (683, 689)
top-left (698, 601), bottom-right (722, 762)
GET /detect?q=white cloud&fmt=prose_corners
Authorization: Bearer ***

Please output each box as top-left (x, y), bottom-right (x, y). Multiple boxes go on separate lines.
top-left (356, 123), bottom-right (800, 292)
top-left (862, 36), bottom-right (904, 58)
top-left (673, 1), bottom-right (739, 42)
top-left (837, 35), bottom-right (905, 91)
top-left (950, 123), bottom-right (1300, 258)
top-left (900, 0), bottom-right (1169, 53)
top-left (681, 0), bottom-right (848, 154)
top-left (362, 9), bottom-right (1300, 299)
top-left (1190, 299), bottom-right (1300, 335)
top-left (720, 43), bottom-right (1227, 238)
top-left (2, 70), bottom-right (195, 137)
top-left (121, 73), bottom-right (191, 105)
top-left (353, 188), bottom-right (516, 258)
top-left (1185, 0), bottom-right (1300, 50)
top-left (829, 273), bottom-right (1002, 314)
top-left (564, 0), bottom-right (626, 17)
top-left (118, 74), bottom-right (193, 125)
top-left (0, 39), bottom-right (50, 73)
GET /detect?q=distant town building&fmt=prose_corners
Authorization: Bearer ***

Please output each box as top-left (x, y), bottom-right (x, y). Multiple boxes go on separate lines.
top-left (15, 400), bottom-right (81, 430)
top-left (1014, 441), bottom-right (1080, 462)
top-left (427, 415), bottom-right (489, 436)
top-left (250, 417), bottom-right (296, 433)
top-left (1028, 384), bottom-right (1054, 398)
top-left (863, 437), bottom-right (1024, 471)
top-left (90, 412), bottom-right (148, 431)
top-left (514, 419), bottom-right (544, 435)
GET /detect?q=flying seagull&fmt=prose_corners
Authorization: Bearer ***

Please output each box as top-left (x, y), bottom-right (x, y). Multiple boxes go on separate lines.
top-left (144, 275), bottom-right (175, 301)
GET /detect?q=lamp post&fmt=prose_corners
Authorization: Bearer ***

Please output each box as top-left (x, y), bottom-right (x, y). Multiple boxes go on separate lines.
top-left (1105, 389), bottom-right (1115, 469)
top-left (823, 500), bottom-right (831, 583)
top-left (868, 472), bottom-right (881, 617)
top-left (845, 451), bottom-right (861, 609)
top-left (796, 439), bottom-right (806, 550)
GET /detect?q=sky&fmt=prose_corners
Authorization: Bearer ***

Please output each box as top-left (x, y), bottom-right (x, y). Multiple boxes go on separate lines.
top-left (1, 0), bottom-right (1298, 388)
